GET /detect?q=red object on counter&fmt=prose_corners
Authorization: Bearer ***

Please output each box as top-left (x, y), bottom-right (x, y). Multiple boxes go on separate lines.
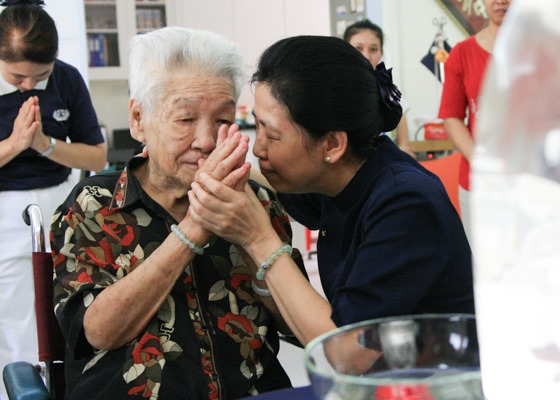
top-left (374, 384), bottom-right (435, 400)
top-left (423, 122), bottom-right (448, 140)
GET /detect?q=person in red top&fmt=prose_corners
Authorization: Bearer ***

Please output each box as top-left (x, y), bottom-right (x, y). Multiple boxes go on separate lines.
top-left (438, 0), bottom-right (510, 240)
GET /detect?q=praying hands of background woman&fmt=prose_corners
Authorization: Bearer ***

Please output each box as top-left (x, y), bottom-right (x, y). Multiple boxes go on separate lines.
top-left (1, 96), bottom-right (41, 167)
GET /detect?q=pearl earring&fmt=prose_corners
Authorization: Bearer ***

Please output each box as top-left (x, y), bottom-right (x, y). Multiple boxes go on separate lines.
top-left (325, 156), bottom-right (331, 162)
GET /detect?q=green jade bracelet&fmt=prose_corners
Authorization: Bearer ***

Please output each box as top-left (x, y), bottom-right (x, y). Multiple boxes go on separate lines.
top-left (256, 243), bottom-right (293, 280)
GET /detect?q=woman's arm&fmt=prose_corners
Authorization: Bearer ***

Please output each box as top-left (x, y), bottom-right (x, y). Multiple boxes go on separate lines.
top-left (395, 114), bottom-right (416, 158)
top-left (82, 215), bottom-right (205, 350)
top-left (31, 99), bottom-right (108, 172)
top-left (34, 137), bottom-right (107, 172)
top-left (189, 174), bottom-right (337, 346)
top-left (443, 117), bottom-right (474, 163)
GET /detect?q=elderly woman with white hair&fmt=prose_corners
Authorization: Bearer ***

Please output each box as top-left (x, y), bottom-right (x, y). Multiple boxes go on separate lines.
top-left (50, 27), bottom-right (304, 399)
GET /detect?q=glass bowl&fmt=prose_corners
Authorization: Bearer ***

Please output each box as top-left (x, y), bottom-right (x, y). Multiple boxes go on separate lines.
top-left (304, 314), bottom-right (482, 400)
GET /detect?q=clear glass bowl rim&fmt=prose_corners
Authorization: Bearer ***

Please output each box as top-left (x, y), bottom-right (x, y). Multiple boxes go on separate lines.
top-left (304, 313), bottom-right (481, 387)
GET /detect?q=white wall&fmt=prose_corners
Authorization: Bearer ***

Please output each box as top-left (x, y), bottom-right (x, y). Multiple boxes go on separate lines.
top-left (89, 0), bottom-right (469, 139)
top-left (379, 0), bottom-right (467, 137)
top-left (43, 0), bottom-right (88, 84)
top-left (90, 0), bottom-right (331, 135)
top-left (0, 1), bottom-right (88, 81)
top-left (41, 0), bottom-right (89, 184)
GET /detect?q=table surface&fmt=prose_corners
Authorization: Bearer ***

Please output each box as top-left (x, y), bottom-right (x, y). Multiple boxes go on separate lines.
top-left (409, 139), bottom-right (455, 153)
top-left (239, 385), bottom-right (316, 400)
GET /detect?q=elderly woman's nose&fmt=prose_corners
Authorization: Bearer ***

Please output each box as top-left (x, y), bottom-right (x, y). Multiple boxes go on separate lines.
top-left (192, 122), bottom-right (217, 151)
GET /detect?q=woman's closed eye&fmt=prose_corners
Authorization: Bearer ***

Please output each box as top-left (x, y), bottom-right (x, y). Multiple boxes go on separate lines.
top-left (265, 132), bottom-right (281, 142)
top-left (174, 116), bottom-right (195, 124)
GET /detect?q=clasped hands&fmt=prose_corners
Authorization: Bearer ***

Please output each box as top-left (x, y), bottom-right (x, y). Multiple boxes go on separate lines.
top-left (194, 123), bottom-right (251, 192)
top-left (9, 96), bottom-right (51, 155)
top-left (188, 124), bottom-right (274, 250)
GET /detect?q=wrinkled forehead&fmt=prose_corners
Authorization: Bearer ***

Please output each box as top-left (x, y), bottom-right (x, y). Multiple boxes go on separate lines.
top-left (147, 73), bottom-right (234, 117)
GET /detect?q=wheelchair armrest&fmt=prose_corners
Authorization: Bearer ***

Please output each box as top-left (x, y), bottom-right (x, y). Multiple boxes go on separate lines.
top-left (279, 333), bottom-right (304, 349)
top-left (3, 361), bottom-right (50, 400)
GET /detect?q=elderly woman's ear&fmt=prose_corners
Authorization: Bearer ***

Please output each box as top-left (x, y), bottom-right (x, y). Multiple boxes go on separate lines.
top-left (129, 99), bottom-right (145, 143)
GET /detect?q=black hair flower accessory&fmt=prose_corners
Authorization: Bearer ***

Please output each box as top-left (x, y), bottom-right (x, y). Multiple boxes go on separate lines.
top-left (0, 0), bottom-right (44, 6)
top-left (374, 62), bottom-right (402, 110)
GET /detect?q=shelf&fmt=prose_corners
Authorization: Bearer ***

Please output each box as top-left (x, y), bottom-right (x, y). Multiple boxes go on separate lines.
top-left (84, 3), bottom-right (117, 30)
top-left (85, 0), bottom-right (173, 80)
top-left (87, 33), bottom-right (120, 67)
top-left (135, 4), bottom-right (166, 31)
top-left (86, 28), bottom-right (119, 34)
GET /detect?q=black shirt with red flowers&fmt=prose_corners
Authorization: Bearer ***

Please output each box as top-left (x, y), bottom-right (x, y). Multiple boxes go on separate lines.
top-left (50, 157), bottom-right (304, 399)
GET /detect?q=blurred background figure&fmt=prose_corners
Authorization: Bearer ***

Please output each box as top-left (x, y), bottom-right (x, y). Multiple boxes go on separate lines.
top-left (0, 1), bottom-right (106, 398)
top-left (344, 19), bottom-right (416, 158)
top-left (438, 0), bottom-right (511, 241)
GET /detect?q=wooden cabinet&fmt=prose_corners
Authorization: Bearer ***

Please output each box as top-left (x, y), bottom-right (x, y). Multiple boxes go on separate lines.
top-left (84, 0), bottom-right (173, 80)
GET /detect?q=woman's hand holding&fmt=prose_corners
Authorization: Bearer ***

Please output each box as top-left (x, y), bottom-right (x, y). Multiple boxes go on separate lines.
top-left (188, 172), bottom-right (276, 250)
top-left (196, 123), bottom-right (251, 191)
top-left (178, 124), bottom-right (251, 247)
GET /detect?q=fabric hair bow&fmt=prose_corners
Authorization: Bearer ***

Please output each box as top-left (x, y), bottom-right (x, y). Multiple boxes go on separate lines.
top-left (374, 62), bottom-right (402, 110)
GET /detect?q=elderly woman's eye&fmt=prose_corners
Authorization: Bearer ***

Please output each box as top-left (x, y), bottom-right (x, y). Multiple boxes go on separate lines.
top-left (217, 119), bottom-right (232, 125)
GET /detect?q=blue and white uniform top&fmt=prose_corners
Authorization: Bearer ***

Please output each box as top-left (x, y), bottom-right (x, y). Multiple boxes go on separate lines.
top-left (0, 59), bottom-right (105, 191)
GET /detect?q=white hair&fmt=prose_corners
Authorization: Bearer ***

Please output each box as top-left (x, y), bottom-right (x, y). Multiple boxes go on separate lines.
top-left (128, 26), bottom-right (245, 116)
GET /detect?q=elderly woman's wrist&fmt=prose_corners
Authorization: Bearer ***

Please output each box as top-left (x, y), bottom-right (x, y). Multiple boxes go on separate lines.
top-left (172, 221), bottom-right (211, 254)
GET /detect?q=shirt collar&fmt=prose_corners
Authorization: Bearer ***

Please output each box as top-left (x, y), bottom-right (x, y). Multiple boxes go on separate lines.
top-left (331, 136), bottom-right (397, 210)
top-left (108, 156), bottom-right (155, 211)
top-left (0, 73), bottom-right (49, 96)
top-left (108, 156), bottom-right (181, 224)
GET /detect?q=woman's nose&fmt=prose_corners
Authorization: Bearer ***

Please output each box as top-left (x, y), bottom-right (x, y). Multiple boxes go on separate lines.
top-left (19, 78), bottom-right (37, 91)
top-left (252, 130), bottom-right (266, 158)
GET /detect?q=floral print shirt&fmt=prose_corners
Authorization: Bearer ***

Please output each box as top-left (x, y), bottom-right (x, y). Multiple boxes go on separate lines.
top-left (50, 157), bottom-right (303, 400)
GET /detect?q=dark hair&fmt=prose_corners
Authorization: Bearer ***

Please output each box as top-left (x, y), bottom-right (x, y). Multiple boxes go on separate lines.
top-left (251, 35), bottom-right (402, 159)
top-left (343, 19), bottom-right (384, 50)
top-left (0, 1), bottom-right (58, 63)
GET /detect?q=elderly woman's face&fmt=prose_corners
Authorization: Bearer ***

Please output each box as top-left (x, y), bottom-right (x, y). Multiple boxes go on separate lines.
top-left (135, 71), bottom-right (236, 188)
